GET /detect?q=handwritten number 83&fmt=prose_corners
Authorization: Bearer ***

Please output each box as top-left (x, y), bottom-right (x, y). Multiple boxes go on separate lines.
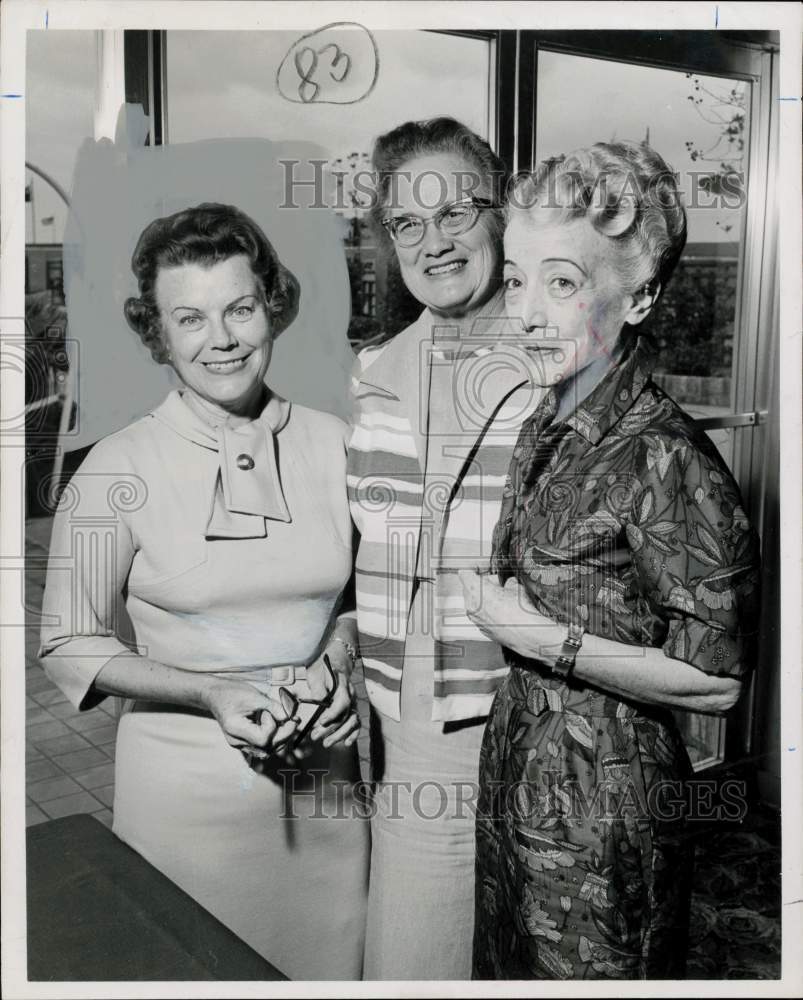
top-left (294, 43), bottom-right (351, 103)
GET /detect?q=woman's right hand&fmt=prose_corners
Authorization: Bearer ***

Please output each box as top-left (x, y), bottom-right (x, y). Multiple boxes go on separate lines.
top-left (201, 678), bottom-right (297, 760)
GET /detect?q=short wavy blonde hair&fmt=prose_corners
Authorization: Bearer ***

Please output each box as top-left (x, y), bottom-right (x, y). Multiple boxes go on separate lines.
top-left (507, 141), bottom-right (687, 295)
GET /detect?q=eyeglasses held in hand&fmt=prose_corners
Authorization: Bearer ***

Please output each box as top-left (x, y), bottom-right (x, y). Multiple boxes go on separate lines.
top-left (381, 196), bottom-right (496, 248)
top-left (272, 653), bottom-right (338, 754)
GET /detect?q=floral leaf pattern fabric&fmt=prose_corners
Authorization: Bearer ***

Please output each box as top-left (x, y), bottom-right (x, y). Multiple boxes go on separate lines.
top-left (474, 336), bottom-right (761, 980)
top-left (474, 668), bottom-right (695, 979)
top-left (491, 336), bottom-right (760, 678)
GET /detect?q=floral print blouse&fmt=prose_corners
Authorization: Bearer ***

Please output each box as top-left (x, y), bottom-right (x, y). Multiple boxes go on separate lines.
top-left (492, 334), bottom-right (760, 680)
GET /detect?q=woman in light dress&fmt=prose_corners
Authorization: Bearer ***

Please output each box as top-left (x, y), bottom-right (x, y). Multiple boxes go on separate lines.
top-left (40, 202), bottom-right (369, 980)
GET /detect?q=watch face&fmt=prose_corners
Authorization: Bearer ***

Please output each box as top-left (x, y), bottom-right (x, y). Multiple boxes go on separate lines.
top-left (552, 655), bottom-right (573, 678)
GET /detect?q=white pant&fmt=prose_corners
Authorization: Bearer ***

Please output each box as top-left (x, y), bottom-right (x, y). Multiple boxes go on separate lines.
top-left (363, 600), bottom-right (487, 981)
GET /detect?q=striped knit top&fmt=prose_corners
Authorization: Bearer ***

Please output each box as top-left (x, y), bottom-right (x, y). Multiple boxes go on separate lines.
top-left (347, 305), bottom-right (544, 722)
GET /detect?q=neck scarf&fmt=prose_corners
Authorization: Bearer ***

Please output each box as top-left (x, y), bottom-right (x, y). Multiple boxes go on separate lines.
top-left (151, 389), bottom-right (292, 539)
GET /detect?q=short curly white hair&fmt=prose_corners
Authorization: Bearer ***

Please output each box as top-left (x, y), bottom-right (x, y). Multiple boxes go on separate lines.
top-left (506, 141), bottom-right (687, 295)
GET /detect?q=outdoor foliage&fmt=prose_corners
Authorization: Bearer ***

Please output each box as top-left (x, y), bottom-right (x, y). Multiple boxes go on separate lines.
top-left (650, 258), bottom-right (737, 378)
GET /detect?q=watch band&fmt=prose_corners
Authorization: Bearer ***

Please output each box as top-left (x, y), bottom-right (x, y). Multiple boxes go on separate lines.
top-left (552, 623), bottom-right (585, 680)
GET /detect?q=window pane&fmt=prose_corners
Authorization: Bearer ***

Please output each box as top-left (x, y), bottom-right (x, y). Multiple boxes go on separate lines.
top-left (536, 51), bottom-right (750, 424)
top-left (26, 31), bottom-right (95, 248)
top-left (25, 31), bottom-right (95, 512)
top-left (166, 29), bottom-right (492, 344)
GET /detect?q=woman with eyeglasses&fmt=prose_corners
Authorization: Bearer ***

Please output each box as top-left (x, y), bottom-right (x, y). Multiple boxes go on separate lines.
top-left (40, 203), bottom-right (369, 980)
top-left (348, 117), bottom-right (544, 979)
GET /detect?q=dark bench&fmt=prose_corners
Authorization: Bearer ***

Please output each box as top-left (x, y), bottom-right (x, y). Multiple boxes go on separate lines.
top-left (27, 814), bottom-right (287, 981)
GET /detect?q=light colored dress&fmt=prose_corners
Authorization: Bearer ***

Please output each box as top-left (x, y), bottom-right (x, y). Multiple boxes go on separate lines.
top-left (40, 389), bottom-right (369, 981)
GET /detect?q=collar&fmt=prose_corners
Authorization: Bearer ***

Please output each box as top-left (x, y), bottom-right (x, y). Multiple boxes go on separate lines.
top-left (357, 288), bottom-right (510, 395)
top-left (560, 334), bottom-right (657, 445)
top-left (356, 290), bottom-right (527, 471)
top-left (151, 389), bottom-right (292, 539)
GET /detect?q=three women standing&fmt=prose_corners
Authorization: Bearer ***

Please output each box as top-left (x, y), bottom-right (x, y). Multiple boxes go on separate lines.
top-left (40, 124), bottom-right (761, 983)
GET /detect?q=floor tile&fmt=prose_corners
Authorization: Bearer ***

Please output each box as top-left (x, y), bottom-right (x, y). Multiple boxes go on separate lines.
top-left (70, 762), bottom-right (115, 790)
top-left (67, 710), bottom-right (114, 733)
top-left (85, 725), bottom-right (119, 747)
top-left (26, 804), bottom-right (50, 827)
top-left (47, 701), bottom-right (84, 720)
top-left (34, 732), bottom-right (91, 757)
top-left (93, 785), bottom-right (115, 808)
top-left (41, 790), bottom-right (104, 819)
top-left (27, 774), bottom-right (82, 803)
top-left (25, 673), bottom-right (56, 694)
top-left (52, 747), bottom-right (109, 773)
top-left (27, 719), bottom-right (72, 744)
top-left (25, 707), bottom-right (56, 727)
top-left (92, 808), bottom-right (114, 829)
top-left (26, 759), bottom-right (63, 784)
top-left (30, 688), bottom-right (69, 708)
top-left (26, 745), bottom-right (44, 762)
top-left (26, 696), bottom-right (37, 708)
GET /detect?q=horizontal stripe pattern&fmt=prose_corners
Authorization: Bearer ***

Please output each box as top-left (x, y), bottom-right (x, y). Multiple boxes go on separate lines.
top-left (348, 315), bottom-right (533, 722)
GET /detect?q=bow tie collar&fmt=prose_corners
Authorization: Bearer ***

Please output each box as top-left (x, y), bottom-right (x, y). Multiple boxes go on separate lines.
top-left (151, 389), bottom-right (292, 539)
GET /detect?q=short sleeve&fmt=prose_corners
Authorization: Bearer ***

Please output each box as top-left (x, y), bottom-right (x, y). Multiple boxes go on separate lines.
top-left (627, 434), bottom-right (761, 679)
top-left (39, 439), bottom-right (141, 709)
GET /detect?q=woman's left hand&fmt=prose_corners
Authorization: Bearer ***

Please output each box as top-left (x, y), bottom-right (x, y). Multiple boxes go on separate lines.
top-left (306, 641), bottom-right (361, 750)
top-left (458, 566), bottom-right (561, 664)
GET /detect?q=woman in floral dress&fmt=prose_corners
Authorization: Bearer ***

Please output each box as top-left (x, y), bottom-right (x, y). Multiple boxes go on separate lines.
top-left (460, 141), bottom-right (761, 979)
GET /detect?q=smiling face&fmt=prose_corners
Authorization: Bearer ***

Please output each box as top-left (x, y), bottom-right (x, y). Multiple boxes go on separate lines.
top-left (503, 212), bottom-right (654, 385)
top-left (155, 254), bottom-right (273, 417)
top-left (386, 152), bottom-right (502, 319)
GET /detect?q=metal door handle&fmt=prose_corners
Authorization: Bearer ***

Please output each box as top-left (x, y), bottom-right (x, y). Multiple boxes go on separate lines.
top-left (693, 410), bottom-right (768, 430)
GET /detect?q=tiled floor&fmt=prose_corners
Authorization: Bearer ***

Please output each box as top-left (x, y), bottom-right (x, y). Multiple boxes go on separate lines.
top-left (25, 678), bottom-right (118, 828)
top-left (24, 516), bottom-right (370, 828)
top-left (25, 515), bottom-right (119, 827)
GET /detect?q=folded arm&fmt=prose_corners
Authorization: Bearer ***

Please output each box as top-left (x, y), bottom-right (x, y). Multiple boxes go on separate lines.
top-left (459, 572), bottom-right (741, 714)
top-left (460, 433), bottom-right (760, 716)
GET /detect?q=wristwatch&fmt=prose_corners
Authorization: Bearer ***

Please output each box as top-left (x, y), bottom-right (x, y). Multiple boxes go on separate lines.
top-left (551, 623), bottom-right (585, 680)
top-left (328, 635), bottom-right (358, 669)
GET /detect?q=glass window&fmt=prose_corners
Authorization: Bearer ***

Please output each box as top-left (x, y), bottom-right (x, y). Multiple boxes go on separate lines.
top-left (165, 29), bottom-right (492, 344)
top-left (535, 51), bottom-right (749, 444)
top-left (26, 31), bottom-right (95, 248)
top-left (25, 31), bottom-right (95, 512)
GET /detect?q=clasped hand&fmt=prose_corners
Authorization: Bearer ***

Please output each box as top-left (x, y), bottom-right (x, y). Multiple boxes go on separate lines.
top-left (202, 644), bottom-right (360, 763)
top-left (457, 566), bottom-right (561, 664)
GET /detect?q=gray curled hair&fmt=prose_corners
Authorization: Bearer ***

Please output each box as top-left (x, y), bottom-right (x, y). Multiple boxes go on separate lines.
top-left (507, 141), bottom-right (687, 296)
